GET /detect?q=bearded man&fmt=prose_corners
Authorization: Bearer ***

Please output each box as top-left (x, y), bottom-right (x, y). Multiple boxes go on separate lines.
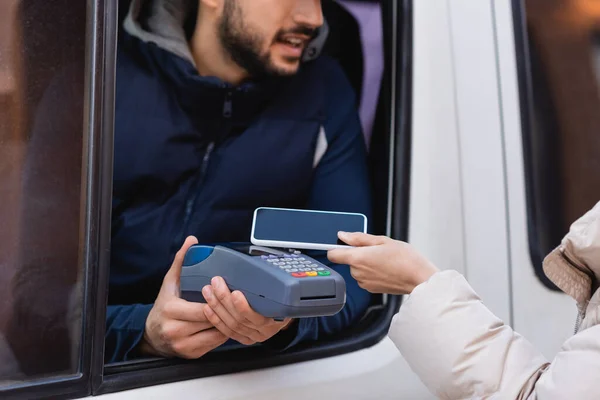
top-left (107, 0), bottom-right (372, 363)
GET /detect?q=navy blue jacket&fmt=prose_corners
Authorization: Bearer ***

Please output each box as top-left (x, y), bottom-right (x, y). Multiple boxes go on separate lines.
top-left (105, 29), bottom-right (373, 363)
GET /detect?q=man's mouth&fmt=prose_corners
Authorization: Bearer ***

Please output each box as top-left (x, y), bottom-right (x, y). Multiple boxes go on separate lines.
top-left (279, 36), bottom-right (308, 49)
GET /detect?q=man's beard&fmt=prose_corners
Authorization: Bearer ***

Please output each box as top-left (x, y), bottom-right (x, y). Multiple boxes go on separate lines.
top-left (218, 0), bottom-right (315, 80)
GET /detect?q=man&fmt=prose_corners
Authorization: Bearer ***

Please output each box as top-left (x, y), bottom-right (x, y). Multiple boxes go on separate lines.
top-left (107, 0), bottom-right (372, 362)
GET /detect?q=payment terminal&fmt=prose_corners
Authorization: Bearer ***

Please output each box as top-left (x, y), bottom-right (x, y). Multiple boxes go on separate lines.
top-left (180, 244), bottom-right (346, 319)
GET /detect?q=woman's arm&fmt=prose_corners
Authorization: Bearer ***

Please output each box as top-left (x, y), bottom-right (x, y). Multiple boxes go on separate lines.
top-left (390, 270), bottom-right (548, 399)
top-left (328, 232), bottom-right (550, 399)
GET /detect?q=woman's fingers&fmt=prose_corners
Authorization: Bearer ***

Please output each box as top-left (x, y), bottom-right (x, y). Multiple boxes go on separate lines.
top-left (327, 248), bottom-right (353, 265)
top-left (338, 231), bottom-right (387, 247)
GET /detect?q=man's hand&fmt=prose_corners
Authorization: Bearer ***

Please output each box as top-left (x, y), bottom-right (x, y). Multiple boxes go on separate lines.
top-left (202, 277), bottom-right (292, 346)
top-left (140, 236), bottom-right (228, 359)
top-left (327, 232), bottom-right (439, 295)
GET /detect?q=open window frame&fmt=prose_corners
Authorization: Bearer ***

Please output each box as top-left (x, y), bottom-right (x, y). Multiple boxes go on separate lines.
top-left (93, 0), bottom-right (413, 395)
top-left (0, 0), bottom-right (413, 397)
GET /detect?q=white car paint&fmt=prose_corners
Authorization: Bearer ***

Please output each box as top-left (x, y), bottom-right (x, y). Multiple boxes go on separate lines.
top-left (98, 338), bottom-right (432, 400)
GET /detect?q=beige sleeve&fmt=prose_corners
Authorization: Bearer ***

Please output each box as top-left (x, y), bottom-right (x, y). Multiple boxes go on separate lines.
top-left (387, 270), bottom-right (549, 399)
top-left (532, 324), bottom-right (600, 400)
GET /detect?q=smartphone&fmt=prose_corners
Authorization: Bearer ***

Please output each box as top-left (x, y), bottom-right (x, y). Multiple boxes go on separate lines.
top-left (250, 207), bottom-right (367, 251)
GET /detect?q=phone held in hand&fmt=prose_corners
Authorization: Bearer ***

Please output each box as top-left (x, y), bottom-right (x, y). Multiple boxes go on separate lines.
top-left (250, 207), bottom-right (367, 251)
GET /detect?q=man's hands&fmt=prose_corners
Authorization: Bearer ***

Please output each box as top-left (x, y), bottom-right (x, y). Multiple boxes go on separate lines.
top-left (140, 236), bottom-right (292, 359)
top-left (142, 230), bottom-right (437, 359)
top-left (140, 236), bottom-right (228, 359)
top-left (328, 232), bottom-right (439, 295)
top-left (202, 277), bottom-right (292, 346)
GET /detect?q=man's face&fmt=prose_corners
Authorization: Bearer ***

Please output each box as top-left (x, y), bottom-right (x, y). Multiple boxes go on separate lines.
top-left (218, 0), bottom-right (323, 79)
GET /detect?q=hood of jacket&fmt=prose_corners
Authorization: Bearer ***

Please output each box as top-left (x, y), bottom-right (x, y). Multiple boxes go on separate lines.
top-left (543, 200), bottom-right (600, 308)
top-left (123, 0), bottom-right (329, 70)
top-left (124, 0), bottom-right (197, 66)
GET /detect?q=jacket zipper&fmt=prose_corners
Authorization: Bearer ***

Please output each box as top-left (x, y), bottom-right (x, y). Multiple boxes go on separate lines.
top-left (561, 248), bottom-right (591, 334)
top-left (176, 91), bottom-right (233, 247)
top-left (177, 141), bottom-right (215, 246)
top-left (223, 90), bottom-right (233, 118)
top-left (575, 304), bottom-right (585, 334)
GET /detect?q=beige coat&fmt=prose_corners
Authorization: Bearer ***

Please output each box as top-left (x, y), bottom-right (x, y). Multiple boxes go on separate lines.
top-left (388, 202), bottom-right (600, 399)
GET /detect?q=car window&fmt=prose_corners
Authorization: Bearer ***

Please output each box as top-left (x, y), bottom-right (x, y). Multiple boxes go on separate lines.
top-left (98, 0), bottom-right (409, 395)
top-left (3, 0), bottom-right (409, 397)
top-left (106, 0), bottom-right (382, 365)
top-left (0, 0), bottom-right (89, 389)
top-left (516, 0), bottom-right (600, 287)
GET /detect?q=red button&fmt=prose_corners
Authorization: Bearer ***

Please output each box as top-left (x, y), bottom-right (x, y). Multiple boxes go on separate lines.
top-left (292, 272), bottom-right (307, 278)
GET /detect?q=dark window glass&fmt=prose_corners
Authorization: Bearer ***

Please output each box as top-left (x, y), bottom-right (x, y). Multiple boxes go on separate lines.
top-left (0, 0), bottom-right (89, 386)
top-left (516, 0), bottom-right (600, 288)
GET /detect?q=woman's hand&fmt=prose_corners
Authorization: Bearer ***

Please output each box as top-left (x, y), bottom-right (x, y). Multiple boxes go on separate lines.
top-left (327, 232), bottom-right (439, 295)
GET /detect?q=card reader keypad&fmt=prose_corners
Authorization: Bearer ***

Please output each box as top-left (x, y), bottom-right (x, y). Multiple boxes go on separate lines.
top-left (260, 254), bottom-right (331, 278)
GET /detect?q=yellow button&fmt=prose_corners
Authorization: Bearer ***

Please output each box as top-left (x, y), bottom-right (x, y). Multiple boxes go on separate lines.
top-left (306, 271), bottom-right (318, 277)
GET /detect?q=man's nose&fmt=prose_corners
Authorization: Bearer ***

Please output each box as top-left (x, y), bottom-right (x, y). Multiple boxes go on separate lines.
top-left (293, 0), bottom-right (323, 29)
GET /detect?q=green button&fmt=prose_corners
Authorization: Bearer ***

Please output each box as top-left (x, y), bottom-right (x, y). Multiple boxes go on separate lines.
top-left (317, 271), bottom-right (331, 276)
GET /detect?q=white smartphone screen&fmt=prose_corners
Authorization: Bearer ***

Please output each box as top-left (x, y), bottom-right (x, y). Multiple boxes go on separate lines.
top-left (251, 208), bottom-right (367, 249)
